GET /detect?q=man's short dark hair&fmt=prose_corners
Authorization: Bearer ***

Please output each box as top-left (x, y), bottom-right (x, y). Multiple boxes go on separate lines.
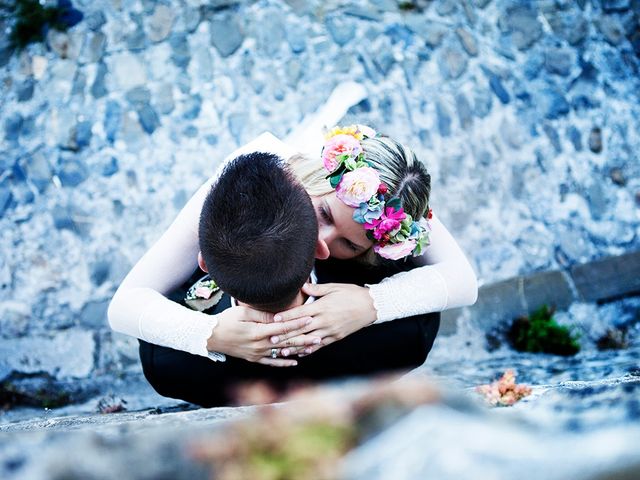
top-left (199, 152), bottom-right (318, 312)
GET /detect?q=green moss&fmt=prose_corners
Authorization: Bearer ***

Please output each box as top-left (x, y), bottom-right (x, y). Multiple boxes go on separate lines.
top-left (1, 0), bottom-right (83, 49)
top-left (508, 305), bottom-right (580, 356)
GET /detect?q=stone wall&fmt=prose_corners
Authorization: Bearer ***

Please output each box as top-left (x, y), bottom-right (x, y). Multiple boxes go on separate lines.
top-left (1, 0), bottom-right (639, 404)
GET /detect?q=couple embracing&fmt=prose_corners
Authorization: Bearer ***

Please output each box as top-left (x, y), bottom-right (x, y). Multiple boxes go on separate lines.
top-left (108, 84), bottom-right (478, 407)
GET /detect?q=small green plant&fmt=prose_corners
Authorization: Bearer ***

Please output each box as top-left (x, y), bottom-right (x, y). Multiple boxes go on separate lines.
top-left (1, 0), bottom-right (83, 49)
top-left (508, 305), bottom-right (580, 356)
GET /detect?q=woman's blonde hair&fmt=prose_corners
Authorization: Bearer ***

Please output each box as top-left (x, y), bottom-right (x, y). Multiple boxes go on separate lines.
top-left (288, 136), bottom-right (432, 264)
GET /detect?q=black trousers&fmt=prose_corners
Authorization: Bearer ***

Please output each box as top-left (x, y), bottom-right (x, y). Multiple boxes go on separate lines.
top-left (139, 257), bottom-right (440, 408)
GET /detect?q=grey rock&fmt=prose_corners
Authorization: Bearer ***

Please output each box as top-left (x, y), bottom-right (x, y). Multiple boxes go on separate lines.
top-left (609, 167), bottom-right (626, 186)
top-left (589, 127), bottom-right (603, 153)
top-left (455, 93), bottom-right (473, 129)
top-left (285, 58), bottom-right (302, 88)
top-left (602, 0), bottom-right (631, 12)
top-left (436, 0), bottom-right (457, 15)
top-left (482, 67), bottom-right (510, 104)
top-left (544, 46), bottom-right (573, 76)
top-left (436, 100), bottom-right (452, 137)
top-left (438, 43), bottom-right (468, 79)
top-left (0, 183), bottom-right (12, 218)
top-left (474, 0), bottom-right (491, 7)
top-left (523, 50), bottom-right (544, 79)
top-left (543, 124), bottom-right (562, 153)
top-left (137, 105), bottom-right (160, 134)
top-left (126, 27), bottom-right (147, 51)
top-left (0, 330), bottom-right (95, 380)
top-left (4, 113), bottom-right (23, 141)
top-left (473, 86), bottom-right (493, 117)
top-left (154, 84), bottom-right (175, 115)
top-left (104, 100), bottom-right (121, 144)
top-left (286, 23), bottom-right (307, 53)
top-left (101, 156), bottom-right (119, 177)
top-left (499, 6), bottom-right (543, 50)
top-left (385, 23), bottom-right (414, 47)
top-left (344, 6), bottom-right (383, 21)
top-left (566, 125), bottom-right (582, 151)
top-left (545, 11), bottom-right (588, 45)
top-left (91, 62), bottom-right (108, 99)
top-left (0, 302), bottom-right (29, 338)
top-left (210, 13), bottom-right (244, 57)
top-left (182, 94), bottom-right (202, 120)
top-left (183, 125), bottom-right (198, 138)
top-left (147, 5), bottom-right (175, 42)
top-left (170, 34), bottom-right (191, 69)
top-left (52, 204), bottom-right (76, 231)
top-left (586, 182), bottom-right (608, 220)
top-left (326, 13), bottom-right (356, 46)
top-left (255, 9), bottom-right (285, 56)
top-left (373, 46), bottom-right (395, 76)
top-left (192, 46), bottom-right (213, 82)
top-left (80, 300), bottom-right (110, 329)
top-left (126, 86), bottom-right (151, 108)
top-left (90, 260), bottom-right (111, 286)
top-left (16, 78), bottom-right (35, 102)
top-left (182, 7), bottom-right (201, 33)
top-left (598, 15), bottom-right (625, 45)
top-left (555, 225), bottom-right (595, 264)
top-left (456, 28), bottom-right (479, 56)
top-left (85, 11), bottom-right (107, 31)
top-left (87, 32), bottom-right (107, 62)
top-left (405, 18), bottom-right (448, 48)
top-left (539, 88), bottom-right (569, 119)
top-left (22, 149), bottom-right (52, 192)
top-left (71, 70), bottom-right (86, 96)
top-left (57, 156), bottom-right (89, 187)
top-left (358, 52), bottom-right (381, 82)
top-left (228, 112), bottom-right (248, 144)
top-left (72, 121), bottom-right (92, 150)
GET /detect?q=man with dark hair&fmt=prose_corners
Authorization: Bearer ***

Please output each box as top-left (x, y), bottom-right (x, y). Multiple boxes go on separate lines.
top-left (197, 152), bottom-right (318, 313)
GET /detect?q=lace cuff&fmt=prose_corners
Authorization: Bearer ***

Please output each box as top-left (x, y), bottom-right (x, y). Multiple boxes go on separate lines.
top-left (366, 267), bottom-right (448, 323)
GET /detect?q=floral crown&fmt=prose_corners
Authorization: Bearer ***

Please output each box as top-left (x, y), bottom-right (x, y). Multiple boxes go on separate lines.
top-left (321, 125), bottom-right (431, 260)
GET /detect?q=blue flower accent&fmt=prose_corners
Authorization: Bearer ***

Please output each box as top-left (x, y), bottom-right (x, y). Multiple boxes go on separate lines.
top-left (353, 201), bottom-right (384, 224)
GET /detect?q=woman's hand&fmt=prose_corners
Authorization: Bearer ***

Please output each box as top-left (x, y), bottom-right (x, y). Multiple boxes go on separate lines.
top-left (207, 306), bottom-right (321, 367)
top-left (272, 283), bottom-right (377, 356)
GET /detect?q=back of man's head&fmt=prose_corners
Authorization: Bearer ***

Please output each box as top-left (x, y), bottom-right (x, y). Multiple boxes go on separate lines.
top-left (199, 152), bottom-right (317, 312)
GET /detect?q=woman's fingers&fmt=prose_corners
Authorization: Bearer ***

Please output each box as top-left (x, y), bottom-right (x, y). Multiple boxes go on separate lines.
top-left (274, 333), bottom-right (321, 349)
top-left (260, 316), bottom-right (311, 340)
top-left (300, 282), bottom-right (336, 297)
top-left (273, 302), bottom-right (318, 323)
top-left (269, 318), bottom-right (316, 344)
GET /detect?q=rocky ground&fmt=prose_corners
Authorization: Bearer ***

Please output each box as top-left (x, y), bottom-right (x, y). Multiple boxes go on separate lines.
top-left (1, 0), bottom-right (640, 477)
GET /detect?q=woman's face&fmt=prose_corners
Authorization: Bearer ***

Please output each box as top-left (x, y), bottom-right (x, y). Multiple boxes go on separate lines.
top-left (311, 193), bottom-right (373, 260)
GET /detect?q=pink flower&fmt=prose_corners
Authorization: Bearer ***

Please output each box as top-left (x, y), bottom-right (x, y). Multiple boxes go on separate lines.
top-left (364, 207), bottom-right (406, 239)
top-left (195, 286), bottom-right (213, 299)
top-left (374, 240), bottom-right (417, 260)
top-left (335, 167), bottom-right (380, 207)
top-left (322, 134), bottom-right (362, 172)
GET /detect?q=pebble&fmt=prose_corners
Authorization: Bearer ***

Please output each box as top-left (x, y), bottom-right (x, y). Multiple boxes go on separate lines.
top-left (0, 183), bottom-right (12, 218)
top-left (455, 93), bottom-right (473, 130)
top-left (499, 5), bottom-right (543, 50)
top-left (456, 28), bottom-right (479, 56)
top-left (32, 55), bottom-right (48, 80)
top-left (126, 87), bottom-right (151, 108)
top-left (540, 88), bottom-right (570, 119)
top-left (589, 127), bottom-right (603, 153)
top-left (326, 13), bottom-right (356, 46)
top-left (182, 94), bottom-right (202, 120)
top-left (170, 34), bottom-right (191, 69)
top-left (609, 167), bottom-right (626, 186)
top-left (85, 10), bottom-right (107, 31)
top-left (436, 101), bottom-right (452, 137)
top-left (597, 16), bottom-right (625, 46)
top-left (154, 84), bottom-right (175, 115)
top-left (544, 46), bottom-right (573, 77)
top-left (191, 46), bottom-right (213, 82)
top-left (16, 78), bottom-right (35, 102)
top-left (438, 43), bottom-right (468, 79)
top-left (210, 13), bottom-right (245, 57)
top-left (111, 53), bottom-right (147, 90)
top-left (543, 124), bottom-right (562, 153)
top-left (473, 86), bottom-right (493, 117)
top-left (4, 113), bottom-right (23, 141)
top-left (406, 19), bottom-right (447, 48)
top-left (286, 23), bottom-right (307, 53)
top-left (602, 0), bottom-right (631, 12)
top-left (71, 70), bottom-right (86, 96)
top-left (566, 125), bottom-right (582, 151)
top-left (101, 156), bottom-right (119, 177)
top-left (255, 9), bottom-right (285, 56)
top-left (147, 5), bottom-right (175, 42)
top-left (482, 67), bottom-right (510, 104)
top-left (86, 32), bottom-right (107, 63)
top-left (57, 156), bottom-right (89, 187)
top-left (91, 62), bottom-right (108, 99)
top-left (137, 105), bottom-right (161, 134)
top-left (22, 150), bottom-right (52, 192)
top-left (104, 100), bottom-right (122, 144)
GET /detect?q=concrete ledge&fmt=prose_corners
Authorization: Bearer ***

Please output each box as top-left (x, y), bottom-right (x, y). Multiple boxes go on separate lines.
top-left (571, 251), bottom-right (640, 302)
top-left (440, 250), bottom-right (640, 336)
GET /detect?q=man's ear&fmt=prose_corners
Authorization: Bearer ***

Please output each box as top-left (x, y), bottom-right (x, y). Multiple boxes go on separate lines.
top-left (197, 252), bottom-right (208, 272)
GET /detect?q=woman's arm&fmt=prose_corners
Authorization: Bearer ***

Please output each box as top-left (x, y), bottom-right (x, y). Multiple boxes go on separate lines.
top-left (367, 213), bottom-right (478, 323)
top-left (107, 132), bottom-right (300, 361)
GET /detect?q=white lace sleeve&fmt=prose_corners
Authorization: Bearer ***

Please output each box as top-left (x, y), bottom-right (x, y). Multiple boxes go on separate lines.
top-left (107, 132), bottom-right (296, 360)
top-left (367, 214), bottom-right (478, 323)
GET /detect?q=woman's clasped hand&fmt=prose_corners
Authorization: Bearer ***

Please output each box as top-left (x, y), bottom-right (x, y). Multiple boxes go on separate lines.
top-left (206, 306), bottom-right (322, 367)
top-left (271, 283), bottom-right (378, 357)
